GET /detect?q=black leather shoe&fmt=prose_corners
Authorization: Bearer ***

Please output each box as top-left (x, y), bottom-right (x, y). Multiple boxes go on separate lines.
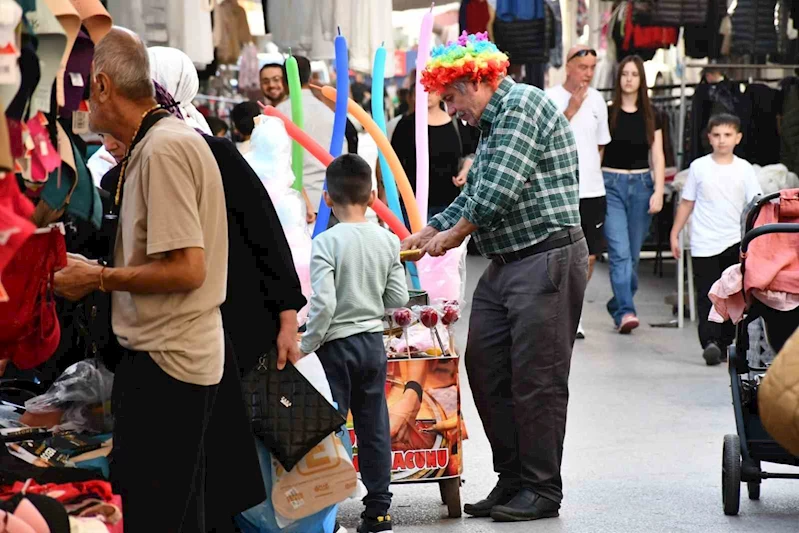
top-left (490, 488), bottom-right (560, 522)
top-left (463, 485), bottom-right (517, 517)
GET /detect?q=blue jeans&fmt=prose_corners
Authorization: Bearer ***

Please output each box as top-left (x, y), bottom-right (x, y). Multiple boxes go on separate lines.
top-left (603, 170), bottom-right (654, 326)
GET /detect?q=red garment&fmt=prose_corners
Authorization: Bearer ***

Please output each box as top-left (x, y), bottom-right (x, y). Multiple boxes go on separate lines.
top-left (465, 0), bottom-right (490, 34)
top-left (0, 227), bottom-right (66, 369)
top-left (0, 481), bottom-right (115, 504)
top-left (623, 3), bottom-right (678, 50)
top-left (744, 189), bottom-right (799, 295)
top-left (0, 174), bottom-right (36, 302)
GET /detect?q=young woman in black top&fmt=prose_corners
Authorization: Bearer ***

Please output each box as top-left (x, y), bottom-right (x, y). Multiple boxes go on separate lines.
top-left (390, 81), bottom-right (477, 220)
top-left (602, 55), bottom-right (665, 334)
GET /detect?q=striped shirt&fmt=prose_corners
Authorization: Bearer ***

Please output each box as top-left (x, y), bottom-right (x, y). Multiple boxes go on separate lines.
top-left (429, 77), bottom-right (581, 256)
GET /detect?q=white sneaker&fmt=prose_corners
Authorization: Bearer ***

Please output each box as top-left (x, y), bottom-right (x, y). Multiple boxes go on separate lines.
top-left (576, 318), bottom-right (585, 339)
top-left (335, 523), bottom-right (348, 533)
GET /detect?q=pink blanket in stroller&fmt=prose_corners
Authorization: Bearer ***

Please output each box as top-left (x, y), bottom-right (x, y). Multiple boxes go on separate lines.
top-left (709, 189), bottom-right (799, 323)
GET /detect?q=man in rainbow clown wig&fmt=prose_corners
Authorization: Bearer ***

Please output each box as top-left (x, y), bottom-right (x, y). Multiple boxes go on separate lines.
top-left (403, 32), bottom-right (588, 522)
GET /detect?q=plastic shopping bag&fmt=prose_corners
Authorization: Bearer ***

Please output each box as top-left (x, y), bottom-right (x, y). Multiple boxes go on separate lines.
top-left (235, 354), bottom-right (360, 532)
top-left (23, 360), bottom-right (113, 433)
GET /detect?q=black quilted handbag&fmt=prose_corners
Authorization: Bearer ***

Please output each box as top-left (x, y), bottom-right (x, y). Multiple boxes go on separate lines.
top-left (241, 349), bottom-right (345, 471)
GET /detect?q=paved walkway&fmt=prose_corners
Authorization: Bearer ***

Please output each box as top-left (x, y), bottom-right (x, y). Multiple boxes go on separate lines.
top-left (338, 256), bottom-right (799, 532)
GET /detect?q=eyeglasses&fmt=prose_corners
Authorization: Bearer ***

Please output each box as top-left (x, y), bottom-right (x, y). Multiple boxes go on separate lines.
top-left (567, 49), bottom-right (597, 62)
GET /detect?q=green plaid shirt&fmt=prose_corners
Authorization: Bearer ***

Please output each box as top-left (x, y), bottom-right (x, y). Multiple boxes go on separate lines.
top-left (430, 77), bottom-right (580, 256)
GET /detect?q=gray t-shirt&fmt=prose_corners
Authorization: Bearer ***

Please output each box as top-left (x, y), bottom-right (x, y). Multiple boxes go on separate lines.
top-left (300, 222), bottom-right (409, 354)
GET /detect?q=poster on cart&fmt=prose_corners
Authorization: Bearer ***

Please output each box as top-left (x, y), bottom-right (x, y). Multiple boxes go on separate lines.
top-left (348, 354), bottom-right (464, 482)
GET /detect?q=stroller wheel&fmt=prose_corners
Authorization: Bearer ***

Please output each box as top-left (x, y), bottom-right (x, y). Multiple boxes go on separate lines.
top-left (747, 481), bottom-right (760, 501)
top-left (722, 434), bottom-right (742, 515)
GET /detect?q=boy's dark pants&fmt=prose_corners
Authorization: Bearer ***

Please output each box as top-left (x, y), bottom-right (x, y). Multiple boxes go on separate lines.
top-left (693, 243), bottom-right (740, 350)
top-left (317, 332), bottom-right (393, 516)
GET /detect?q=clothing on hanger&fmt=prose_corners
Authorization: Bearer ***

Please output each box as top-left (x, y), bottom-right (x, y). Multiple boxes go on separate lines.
top-left (545, 0), bottom-right (563, 68)
top-left (67, 0), bottom-right (112, 44)
top-left (0, 0), bottom-right (23, 114)
top-left (622, 2), bottom-right (678, 52)
top-left (7, 42), bottom-right (40, 123)
top-left (684, 0), bottom-right (729, 60)
top-left (740, 83), bottom-right (781, 166)
top-left (59, 30), bottom-right (92, 117)
top-left (24, 0), bottom-right (67, 116)
top-left (462, 0), bottom-right (491, 34)
top-left (43, 0), bottom-right (81, 109)
top-left (0, 224), bottom-right (66, 369)
top-left (213, 0), bottom-right (252, 65)
top-left (496, 0), bottom-right (544, 21)
top-left (632, 0), bottom-right (710, 26)
top-left (731, 0), bottom-right (779, 58)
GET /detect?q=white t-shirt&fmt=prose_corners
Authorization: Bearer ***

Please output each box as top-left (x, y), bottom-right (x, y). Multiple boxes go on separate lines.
top-left (682, 155), bottom-right (762, 257)
top-left (545, 85), bottom-right (611, 199)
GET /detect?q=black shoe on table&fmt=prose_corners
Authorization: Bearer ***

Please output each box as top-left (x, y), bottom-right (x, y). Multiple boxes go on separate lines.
top-left (490, 488), bottom-right (560, 522)
top-left (463, 484), bottom-right (517, 517)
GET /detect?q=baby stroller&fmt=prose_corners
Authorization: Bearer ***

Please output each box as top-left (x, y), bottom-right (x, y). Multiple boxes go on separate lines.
top-left (723, 190), bottom-right (799, 515)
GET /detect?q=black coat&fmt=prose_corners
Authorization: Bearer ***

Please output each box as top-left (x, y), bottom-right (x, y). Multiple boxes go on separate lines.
top-left (632, 0), bottom-right (709, 27)
top-left (684, 0), bottom-right (728, 60)
top-left (201, 136), bottom-right (307, 531)
top-left (204, 136), bottom-right (306, 376)
top-left (731, 0), bottom-right (779, 59)
top-left (740, 84), bottom-right (782, 167)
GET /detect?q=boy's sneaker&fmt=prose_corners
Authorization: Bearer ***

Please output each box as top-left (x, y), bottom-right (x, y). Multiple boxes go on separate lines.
top-left (357, 513), bottom-right (392, 532)
top-left (703, 342), bottom-right (722, 366)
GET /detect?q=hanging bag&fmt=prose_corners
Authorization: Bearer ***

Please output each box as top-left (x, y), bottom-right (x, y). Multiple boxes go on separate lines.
top-left (240, 349), bottom-right (346, 472)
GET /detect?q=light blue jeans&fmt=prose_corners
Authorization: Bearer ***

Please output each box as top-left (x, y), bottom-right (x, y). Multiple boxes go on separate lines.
top-left (603, 170), bottom-right (654, 326)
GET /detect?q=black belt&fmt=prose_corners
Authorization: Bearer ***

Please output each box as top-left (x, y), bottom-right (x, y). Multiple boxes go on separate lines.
top-left (490, 227), bottom-right (584, 265)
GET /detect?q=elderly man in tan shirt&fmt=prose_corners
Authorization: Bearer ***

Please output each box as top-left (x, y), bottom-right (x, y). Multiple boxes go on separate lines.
top-left (54, 27), bottom-right (228, 532)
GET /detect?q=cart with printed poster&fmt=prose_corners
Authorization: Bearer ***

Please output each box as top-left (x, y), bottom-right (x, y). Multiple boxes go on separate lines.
top-left (346, 291), bottom-right (465, 518)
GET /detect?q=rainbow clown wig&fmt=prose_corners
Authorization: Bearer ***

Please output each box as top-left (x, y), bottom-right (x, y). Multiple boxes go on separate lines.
top-left (421, 31), bottom-right (510, 94)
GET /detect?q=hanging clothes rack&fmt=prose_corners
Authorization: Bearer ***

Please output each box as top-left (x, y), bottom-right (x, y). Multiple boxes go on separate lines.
top-left (674, 62), bottom-right (799, 328)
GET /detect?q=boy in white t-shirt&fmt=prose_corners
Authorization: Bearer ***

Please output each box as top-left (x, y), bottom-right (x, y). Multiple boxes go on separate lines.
top-left (670, 114), bottom-right (762, 366)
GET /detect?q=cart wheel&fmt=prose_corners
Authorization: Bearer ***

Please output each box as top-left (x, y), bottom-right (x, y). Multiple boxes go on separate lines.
top-left (723, 434), bottom-right (742, 516)
top-left (440, 477), bottom-right (462, 518)
top-left (747, 481), bottom-right (760, 500)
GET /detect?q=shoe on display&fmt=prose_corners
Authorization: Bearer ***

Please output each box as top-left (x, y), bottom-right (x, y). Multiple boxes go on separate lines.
top-left (463, 484), bottom-right (517, 517)
top-left (357, 513), bottom-right (392, 532)
top-left (490, 488), bottom-right (560, 522)
top-left (703, 342), bottom-right (722, 366)
top-left (576, 318), bottom-right (585, 340)
top-left (617, 314), bottom-right (639, 334)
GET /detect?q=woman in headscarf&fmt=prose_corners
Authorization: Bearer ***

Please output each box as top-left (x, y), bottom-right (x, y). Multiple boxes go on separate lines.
top-left (147, 46), bottom-right (212, 135)
top-left (142, 46), bottom-right (307, 533)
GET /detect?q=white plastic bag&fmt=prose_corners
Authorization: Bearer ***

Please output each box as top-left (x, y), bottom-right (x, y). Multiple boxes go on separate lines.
top-left (245, 116), bottom-right (313, 324)
top-left (24, 360), bottom-right (114, 433)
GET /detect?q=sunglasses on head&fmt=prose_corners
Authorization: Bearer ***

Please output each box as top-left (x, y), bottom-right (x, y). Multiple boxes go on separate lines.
top-left (568, 49), bottom-right (597, 62)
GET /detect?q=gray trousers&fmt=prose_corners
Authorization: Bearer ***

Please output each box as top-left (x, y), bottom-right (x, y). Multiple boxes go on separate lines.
top-left (466, 238), bottom-right (588, 503)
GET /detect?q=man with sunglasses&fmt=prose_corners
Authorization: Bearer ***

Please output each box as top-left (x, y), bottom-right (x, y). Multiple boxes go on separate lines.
top-left (546, 45), bottom-right (611, 340)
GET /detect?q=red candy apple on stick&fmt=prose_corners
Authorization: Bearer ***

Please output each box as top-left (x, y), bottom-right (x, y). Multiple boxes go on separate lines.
top-left (440, 301), bottom-right (461, 355)
top-left (419, 306), bottom-right (445, 355)
top-left (393, 308), bottom-right (413, 358)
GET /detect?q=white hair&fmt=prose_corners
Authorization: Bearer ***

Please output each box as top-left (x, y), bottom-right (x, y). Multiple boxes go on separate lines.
top-left (93, 27), bottom-right (155, 101)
